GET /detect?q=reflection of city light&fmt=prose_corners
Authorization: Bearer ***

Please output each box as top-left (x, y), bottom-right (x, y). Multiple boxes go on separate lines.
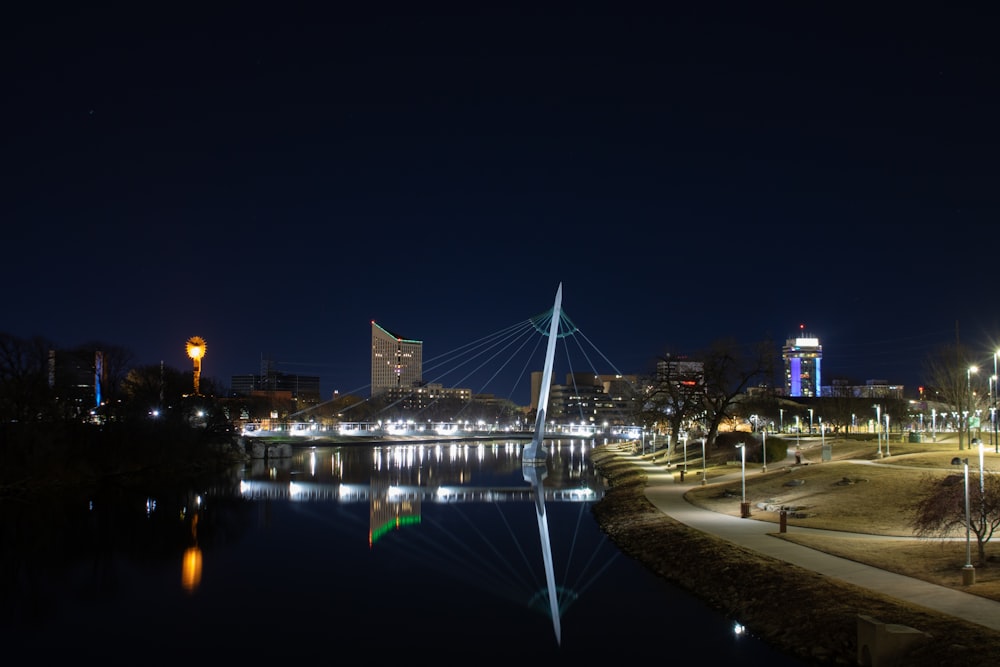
top-left (182, 512), bottom-right (203, 592)
top-left (182, 546), bottom-right (203, 592)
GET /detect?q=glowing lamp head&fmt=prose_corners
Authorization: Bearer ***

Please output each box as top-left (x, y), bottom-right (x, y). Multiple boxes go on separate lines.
top-left (186, 336), bottom-right (207, 361)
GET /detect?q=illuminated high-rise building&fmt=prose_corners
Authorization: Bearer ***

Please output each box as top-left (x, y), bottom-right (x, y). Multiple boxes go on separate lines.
top-left (783, 328), bottom-right (822, 397)
top-left (371, 321), bottom-right (423, 397)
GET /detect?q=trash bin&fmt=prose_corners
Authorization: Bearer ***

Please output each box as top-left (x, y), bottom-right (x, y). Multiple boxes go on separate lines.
top-left (779, 509), bottom-right (787, 533)
top-left (908, 431), bottom-right (922, 443)
top-left (740, 501), bottom-right (751, 518)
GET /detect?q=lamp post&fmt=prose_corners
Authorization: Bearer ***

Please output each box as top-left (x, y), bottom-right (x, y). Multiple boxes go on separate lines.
top-left (931, 408), bottom-right (937, 442)
top-left (951, 456), bottom-right (976, 585)
top-left (990, 377), bottom-right (997, 449)
top-left (779, 408), bottom-right (784, 433)
top-left (185, 336), bottom-right (207, 396)
top-left (966, 366), bottom-right (978, 451)
top-left (701, 438), bottom-right (707, 486)
top-left (761, 428), bottom-right (767, 472)
top-left (963, 411), bottom-right (969, 450)
top-left (873, 404), bottom-right (882, 457)
top-left (978, 439), bottom-right (986, 538)
top-left (820, 416), bottom-right (830, 461)
top-left (735, 442), bottom-right (749, 517)
top-left (995, 349), bottom-right (1000, 453)
top-left (808, 408), bottom-right (814, 435)
top-left (884, 413), bottom-right (891, 457)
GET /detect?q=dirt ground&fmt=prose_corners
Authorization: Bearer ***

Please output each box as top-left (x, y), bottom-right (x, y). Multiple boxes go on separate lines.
top-left (681, 438), bottom-right (1000, 600)
top-left (589, 434), bottom-right (1000, 666)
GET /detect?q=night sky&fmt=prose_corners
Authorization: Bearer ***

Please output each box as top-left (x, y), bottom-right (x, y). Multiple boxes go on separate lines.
top-left (4, 4), bottom-right (998, 404)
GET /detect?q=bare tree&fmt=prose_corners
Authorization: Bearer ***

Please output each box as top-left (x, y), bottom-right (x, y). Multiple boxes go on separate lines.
top-left (640, 352), bottom-right (705, 457)
top-left (923, 342), bottom-right (984, 450)
top-left (701, 337), bottom-right (776, 449)
top-left (0, 332), bottom-right (54, 421)
top-left (911, 469), bottom-right (1000, 565)
top-left (121, 363), bottom-right (190, 419)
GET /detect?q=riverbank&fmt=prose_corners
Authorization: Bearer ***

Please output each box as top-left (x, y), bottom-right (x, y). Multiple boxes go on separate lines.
top-left (588, 444), bottom-right (1000, 666)
top-left (0, 421), bottom-right (247, 497)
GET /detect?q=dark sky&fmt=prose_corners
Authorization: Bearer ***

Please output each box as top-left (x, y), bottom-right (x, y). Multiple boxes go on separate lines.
top-left (4, 4), bottom-right (998, 404)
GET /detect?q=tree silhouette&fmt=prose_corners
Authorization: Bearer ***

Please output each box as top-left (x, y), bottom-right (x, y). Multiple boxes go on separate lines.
top-left (911, 467), bottom-right (1000, 565)
top-left (922, 342), bottom-right (985, 450)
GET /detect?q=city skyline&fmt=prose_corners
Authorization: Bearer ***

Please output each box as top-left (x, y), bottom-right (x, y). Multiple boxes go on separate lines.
top-left (26, 317), bottom-right (987, 408)
top-left (5, 6), bottom-right (997, 404)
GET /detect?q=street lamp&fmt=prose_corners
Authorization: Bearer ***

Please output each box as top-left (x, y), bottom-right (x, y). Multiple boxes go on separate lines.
top-left (761, 428), bottom-right (767, 472)
top-left (931, 408), bottom-right (937, 442)
top-left (966, 365), bottom-right (978, 451)
top-left (735, 442), bottom-right (749, 517)
top-left (808, 408), bottom-right (814, 434)
top-left (951, 456), bottom-right (976, 585)
top-left (820, 416), bottom-right (830, 462)
top-left (779, 408), bottom-right (784, 433)
top-left (185, 336), bottom-right (207, 396)
top-left (873, 404), bottom-right (882, 457)
top-left (884, 413), bottom-right (891, 457)
top-left (700, 438), bottom-right (707, 486)
top-left (978, 439), bottom-right (986, 537)
top-left (994, 349), bottom-right (1000, 453)
top-left (990, 377), bottom-right (996, 445)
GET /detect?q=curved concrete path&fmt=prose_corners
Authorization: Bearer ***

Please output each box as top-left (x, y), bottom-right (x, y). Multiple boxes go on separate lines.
top-left (626, 452), bottom-right (1000, 632)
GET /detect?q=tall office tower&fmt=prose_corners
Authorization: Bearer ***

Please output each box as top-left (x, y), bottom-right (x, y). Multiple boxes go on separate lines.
top-left (783, 329), bottom-right (822, 397)
top-left (371, 321), bottom-right (423, 397)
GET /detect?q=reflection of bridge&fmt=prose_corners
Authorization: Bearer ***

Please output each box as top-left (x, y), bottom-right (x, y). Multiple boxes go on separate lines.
top-left (242, 421), bottom-right (643, 441)
top-left (238, 480), bottom-right (602, 503)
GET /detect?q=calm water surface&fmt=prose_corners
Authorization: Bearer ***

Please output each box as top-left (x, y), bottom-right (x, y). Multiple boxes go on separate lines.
top-left (2, 438), bottom-right (804, 664)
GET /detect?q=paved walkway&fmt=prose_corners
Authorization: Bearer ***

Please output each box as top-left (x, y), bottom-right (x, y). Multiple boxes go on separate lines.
top-left (622, 450), bottom-right (1000, 633)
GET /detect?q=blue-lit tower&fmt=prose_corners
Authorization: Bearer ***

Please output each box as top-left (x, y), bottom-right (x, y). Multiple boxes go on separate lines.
top-left (783, 328), bottom-right (822, 397)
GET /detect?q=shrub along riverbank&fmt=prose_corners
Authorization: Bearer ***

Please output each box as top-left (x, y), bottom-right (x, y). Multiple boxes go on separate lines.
top-left (0, 421), bottom-right (245, 496)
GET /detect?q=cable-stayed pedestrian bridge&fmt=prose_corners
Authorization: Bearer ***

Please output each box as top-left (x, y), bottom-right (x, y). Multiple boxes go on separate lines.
top-left (238, 480), bottom-right (603, 503)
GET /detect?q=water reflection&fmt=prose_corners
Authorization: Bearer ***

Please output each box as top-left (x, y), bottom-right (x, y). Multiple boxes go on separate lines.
top-left (181, 508), bottom-right (203, 593)
top-left (236, 437), bottom-right (605, 647)
top-left (1, 438), bottom-right (805, 664)
top-left (523, 462), bottom-right (561, 645)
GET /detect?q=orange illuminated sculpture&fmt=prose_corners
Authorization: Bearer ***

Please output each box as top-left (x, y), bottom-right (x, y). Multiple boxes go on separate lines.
top-left (185, 336), bottom-right (207, 395)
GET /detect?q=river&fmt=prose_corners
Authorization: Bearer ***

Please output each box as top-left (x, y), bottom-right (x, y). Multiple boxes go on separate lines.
top-left (1, 438), bottom-right (805, 664)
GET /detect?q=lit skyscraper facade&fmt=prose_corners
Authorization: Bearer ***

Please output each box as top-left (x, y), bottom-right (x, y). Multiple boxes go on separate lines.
top-left (371, 321), bottom-right (423, 397)
top-left (783, 331), bottom-right (822, 397)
